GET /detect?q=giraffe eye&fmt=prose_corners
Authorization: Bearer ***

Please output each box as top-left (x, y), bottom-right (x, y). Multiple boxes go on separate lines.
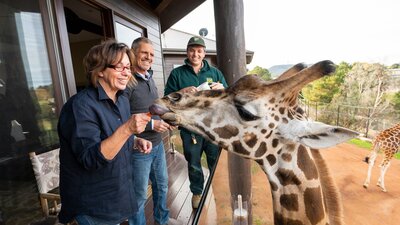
top-left (168, 92), bottom-right (182, 102)
top-left (234, 103), bottom-right (260, 121)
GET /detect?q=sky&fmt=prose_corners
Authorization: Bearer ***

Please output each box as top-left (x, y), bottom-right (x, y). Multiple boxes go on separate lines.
top-left (171, 0), bottom-right (400, 70)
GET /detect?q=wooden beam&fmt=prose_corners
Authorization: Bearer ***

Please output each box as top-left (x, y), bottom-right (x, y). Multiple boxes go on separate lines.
top-left (213, 0), bottom-right (253, 224)
top-left (155, 0), bottom-right (173, 14)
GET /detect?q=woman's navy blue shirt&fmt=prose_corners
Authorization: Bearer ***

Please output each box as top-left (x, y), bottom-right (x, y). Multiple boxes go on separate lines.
top-left (57, 85), bottom-right (137, 224)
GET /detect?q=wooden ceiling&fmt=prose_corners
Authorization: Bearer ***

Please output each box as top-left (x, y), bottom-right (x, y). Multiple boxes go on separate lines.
top-left (135, 0), bottom-right (206, 33)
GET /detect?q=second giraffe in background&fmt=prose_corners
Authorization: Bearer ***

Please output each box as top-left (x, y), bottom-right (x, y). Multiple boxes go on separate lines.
top-left (363, 123), bottom-right (400, 192)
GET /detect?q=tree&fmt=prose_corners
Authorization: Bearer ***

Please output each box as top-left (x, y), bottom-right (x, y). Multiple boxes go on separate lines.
top-left (247, 66), bottom-right (272, 81)
top-left (389, 63), bottom-right (400, 69)
top-left (301, 62), bottom-right (351, 103)
top-left (331, 62), bottom-right (392, 131)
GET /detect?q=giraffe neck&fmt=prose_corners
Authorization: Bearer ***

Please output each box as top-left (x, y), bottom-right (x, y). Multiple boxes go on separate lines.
top-left (255, 145), bottom-right (344, 225)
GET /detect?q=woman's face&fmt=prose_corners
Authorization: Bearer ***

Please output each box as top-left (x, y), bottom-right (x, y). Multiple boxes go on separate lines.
top-left (99, 53), bottom-right (132, 96)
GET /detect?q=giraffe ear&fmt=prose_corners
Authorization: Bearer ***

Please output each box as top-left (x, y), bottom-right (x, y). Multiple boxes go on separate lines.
top-left (278, 120), bottom-right (359, 149)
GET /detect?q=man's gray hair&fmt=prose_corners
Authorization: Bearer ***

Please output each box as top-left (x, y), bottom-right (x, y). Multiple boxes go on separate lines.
top-left (131, 37), bottom-right (152, 53)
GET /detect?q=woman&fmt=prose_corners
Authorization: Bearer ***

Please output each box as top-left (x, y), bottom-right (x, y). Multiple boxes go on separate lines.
top-left (57, 39), bottom-right (151, 225)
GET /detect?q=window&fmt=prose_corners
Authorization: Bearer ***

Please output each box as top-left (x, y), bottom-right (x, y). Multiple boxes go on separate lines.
top-left (0, 1), bottom-right (59, 224)
top-left (114, 15), bottom-right (144, 47)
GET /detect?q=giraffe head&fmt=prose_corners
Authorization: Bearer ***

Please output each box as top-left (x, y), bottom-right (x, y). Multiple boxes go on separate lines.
top-left (150, 60), bottom-right (358, 225)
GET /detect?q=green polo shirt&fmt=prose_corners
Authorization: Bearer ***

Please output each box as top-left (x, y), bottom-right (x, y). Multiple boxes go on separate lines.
top-left (164, 59), bottom-right (228, 95)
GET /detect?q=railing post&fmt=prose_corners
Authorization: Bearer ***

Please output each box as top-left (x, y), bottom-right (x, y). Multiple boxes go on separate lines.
top-left (315, 102), bottom-right (318, 121)
top-left (365, 108), bottom-right (371, 138)
top-left (336, 105), bottom-right (340, 126)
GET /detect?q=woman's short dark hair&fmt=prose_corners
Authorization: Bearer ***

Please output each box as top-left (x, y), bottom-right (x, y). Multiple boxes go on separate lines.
top-left (83, 39), bottom-right (137, 87)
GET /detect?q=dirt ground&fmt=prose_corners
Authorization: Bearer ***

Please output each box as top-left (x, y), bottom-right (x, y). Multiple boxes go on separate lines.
top-left (212, 143), bottom-right (400, 225)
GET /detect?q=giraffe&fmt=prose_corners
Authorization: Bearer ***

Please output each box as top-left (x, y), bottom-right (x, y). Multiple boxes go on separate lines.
top-left (363, 123), bottom-right (400, 192)
top-left (150, 60), bottom-right (358, 225)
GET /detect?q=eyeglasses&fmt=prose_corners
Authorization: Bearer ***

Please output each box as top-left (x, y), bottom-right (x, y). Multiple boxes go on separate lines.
top-left (107, 64), bottom-right (131, 72)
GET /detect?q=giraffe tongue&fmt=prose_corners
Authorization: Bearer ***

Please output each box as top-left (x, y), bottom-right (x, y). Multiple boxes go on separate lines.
top-left (149, 104), bottom-right (170, 116)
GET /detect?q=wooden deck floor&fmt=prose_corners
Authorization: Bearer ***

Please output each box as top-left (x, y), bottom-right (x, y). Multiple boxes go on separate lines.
top-left (141, 149), bottom-right (213, 225)
top-left (31, 149), bottom-right (215, 225)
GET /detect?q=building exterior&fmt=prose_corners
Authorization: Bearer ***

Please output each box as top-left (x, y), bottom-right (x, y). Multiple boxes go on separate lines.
top-left (162, 28), bottom-right (254, 80)
top-left (0, 0), bottom-right (206, 223)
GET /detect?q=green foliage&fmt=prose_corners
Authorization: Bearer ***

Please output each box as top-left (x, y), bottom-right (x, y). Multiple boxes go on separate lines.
top-left (302, 62), bottom-right (351, 103)
top-left (389, 63), bottom-right (400, 69)
top-left (348, 138), bottom-right (372, 149)
top-left (391, 92), bottom-right (400, 111)
top-left (248, 66), bottom-right (272, 81)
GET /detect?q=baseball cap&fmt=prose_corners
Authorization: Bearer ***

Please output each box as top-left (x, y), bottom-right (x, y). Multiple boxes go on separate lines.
top-left (187, 36), bottom-right (206, 48)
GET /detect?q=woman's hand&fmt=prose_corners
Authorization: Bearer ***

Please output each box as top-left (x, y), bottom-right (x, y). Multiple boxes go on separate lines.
top-left (127, 113), bottom-right (151, 134)
top-left (134, 137), bottom-right (152, 154)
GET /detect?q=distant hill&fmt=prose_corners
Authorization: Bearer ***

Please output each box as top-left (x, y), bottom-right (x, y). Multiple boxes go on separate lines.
top-left (268, 64), bottom-right (293, 78)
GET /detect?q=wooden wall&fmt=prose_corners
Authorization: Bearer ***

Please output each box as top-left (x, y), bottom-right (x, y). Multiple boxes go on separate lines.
top-left (98, 0), bottom-right (166, 96)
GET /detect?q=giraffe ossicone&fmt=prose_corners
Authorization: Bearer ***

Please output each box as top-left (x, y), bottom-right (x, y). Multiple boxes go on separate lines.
top-left (150, 60), bottom-right (359, 225)
top-left (363, 123), bottom-right (400, 192)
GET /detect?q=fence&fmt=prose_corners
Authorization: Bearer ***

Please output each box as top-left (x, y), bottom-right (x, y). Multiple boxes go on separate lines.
top-left (299, 100), bottom-right (400, 139)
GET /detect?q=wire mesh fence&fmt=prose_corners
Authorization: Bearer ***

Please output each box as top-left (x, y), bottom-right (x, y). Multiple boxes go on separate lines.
top-left (299, 99), bottom-right (400, 139)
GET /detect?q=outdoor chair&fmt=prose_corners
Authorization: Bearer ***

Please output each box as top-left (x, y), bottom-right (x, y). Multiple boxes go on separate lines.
top-left (29, 149), bottom-right (61, 218)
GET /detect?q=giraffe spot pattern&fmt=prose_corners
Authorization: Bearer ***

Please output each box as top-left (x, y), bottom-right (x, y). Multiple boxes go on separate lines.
top-left (275, 168), bottom-right (302, 186)
top-left (304, 187), bottom-right (324, 225)
top-left (243, 132), bottom-right (258, 148)
top-left (255, 142), bottom-right (267, 157)
top-left (203, 115), bottom-right (212, 127)
top-left (269, 123), bottom-right (275, 128)
top-left (280, 194), bottom-right (299, 211)
top-left (218, 141), bottom-right (229, 150)
top-left (266, 130), bottom-right (273, 139)
top-left (281, 153), bottom-right (292, 162)
top-left (272, 138), bottom-right (279, 148)
top-left (269, 180), bottom-right (278, 191)
top-left (297, 145), bottom-right (319, 180)
top-left (213, 125), bottom-right (239, 139)
top-left (203, 100), bottom-right (211, 107)
top-left (195, 125), bottom-right (216, 141)
top-left (286, 144), bottom-right (296, 152)
top-left (202, 90), bottom-right (224, 97)
top-left (261, 129), bottom-right (267, 134)
top-left (186, 100), bottom-right (199, 108)
top-left (296, 107), bottom-right (305, 115)
top-left (255, 158), bottom-right (264, 166)
top-left (274, 212), bottom-right (303, 225)
top-left (269, 97), bottom-right (275, 103)
top-left (232, 140), bottom-right (250, 156)
top-left (287, 111), bottom-right (294, 120)
top-left (266, 154), bottom-right (276, 166)
top-left (279, 107), bottom-right (285, 115)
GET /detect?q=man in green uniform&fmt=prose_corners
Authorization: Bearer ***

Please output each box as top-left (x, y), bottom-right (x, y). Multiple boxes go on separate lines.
top-left (164, 36), bottom-right (228, 209)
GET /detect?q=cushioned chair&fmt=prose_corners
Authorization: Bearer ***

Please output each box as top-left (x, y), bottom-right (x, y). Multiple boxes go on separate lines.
top-left (29, 149), bottom-right (61, 217)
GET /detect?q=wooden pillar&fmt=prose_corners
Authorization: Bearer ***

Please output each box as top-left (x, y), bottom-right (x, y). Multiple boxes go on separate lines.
top-left (213, 0), bottom-right (253, 224)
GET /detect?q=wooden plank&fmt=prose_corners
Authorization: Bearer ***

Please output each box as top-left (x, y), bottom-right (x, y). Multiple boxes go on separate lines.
top-left (142, 150), bottom-right (214, 225)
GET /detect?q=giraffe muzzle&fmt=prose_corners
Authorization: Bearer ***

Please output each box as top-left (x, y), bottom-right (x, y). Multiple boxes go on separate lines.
top-left (149, 104), bottom-right (181, 126)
